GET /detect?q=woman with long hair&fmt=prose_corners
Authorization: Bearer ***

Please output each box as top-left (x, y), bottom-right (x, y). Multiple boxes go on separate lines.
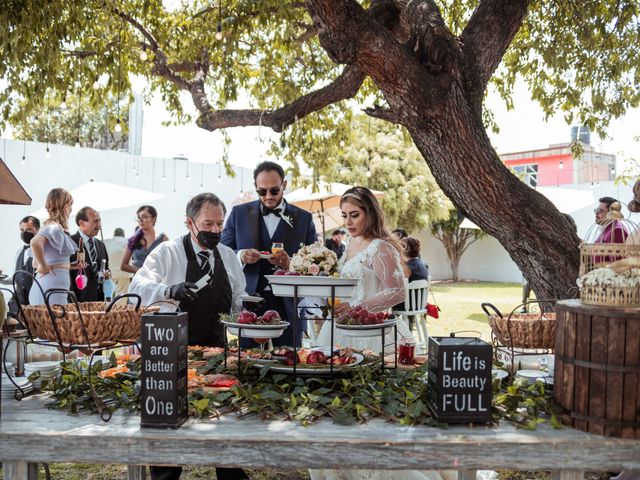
top-left (315, 186), bottom-right (412, 352)
top-left (28, 188), bottom-right (80, 305)
top-left (120, 205), bottom-right (168, 274)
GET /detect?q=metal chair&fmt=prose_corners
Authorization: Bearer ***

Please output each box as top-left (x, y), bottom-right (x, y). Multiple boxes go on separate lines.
top-left (392, 278), bottom-right (430, 352)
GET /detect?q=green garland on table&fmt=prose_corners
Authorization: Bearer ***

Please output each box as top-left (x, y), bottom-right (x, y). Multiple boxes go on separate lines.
top-left (38, 354), bottom-right (562, 429)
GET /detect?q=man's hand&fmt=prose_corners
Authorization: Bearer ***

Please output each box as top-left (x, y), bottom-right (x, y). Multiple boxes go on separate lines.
top-left (270, 249), bottom-right (290, 270)
top-left (168, 282), bottom-right (199, 302)
top-left (241, 249), bottom-right (261, 265)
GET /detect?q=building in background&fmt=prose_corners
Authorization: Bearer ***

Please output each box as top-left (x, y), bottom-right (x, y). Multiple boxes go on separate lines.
top-left (500, 126), bottom-right (616, 187)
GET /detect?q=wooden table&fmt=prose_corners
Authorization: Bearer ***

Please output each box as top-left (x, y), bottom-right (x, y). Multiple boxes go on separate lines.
top-left (2, 395), bottom-right (640, 480)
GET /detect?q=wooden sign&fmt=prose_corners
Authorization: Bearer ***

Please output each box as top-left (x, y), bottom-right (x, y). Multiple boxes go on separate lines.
top-left (427, 336), bottom-right (492, 423)
top-left (140, 311), bottom-right (188, 429)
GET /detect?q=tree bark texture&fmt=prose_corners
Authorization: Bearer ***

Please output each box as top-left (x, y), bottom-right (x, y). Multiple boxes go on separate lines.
top-left (151, 0), bottom-right (582, 302)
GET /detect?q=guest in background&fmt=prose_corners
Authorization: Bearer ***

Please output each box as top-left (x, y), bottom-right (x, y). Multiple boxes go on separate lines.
top-left (28, 188), bottom-right (80, 305)
top-left (121, 205), bottom-right (168, 274)
top-left (403, 237), bottom-right (429, 282)
top-left (104, 227), bottom-right (129, 295)
top-left (4, 216), bottom-right (40, 317)
top-left (324, 228), bottom-right (346, 259)
top-left (626, 178), bottom-right (640, 245)
top-left (594, 196), bottom-right (629, 243)
top-left (70, 207), bottom-right (110, 302)
top-left (392, 228), bottom-right (408, 239)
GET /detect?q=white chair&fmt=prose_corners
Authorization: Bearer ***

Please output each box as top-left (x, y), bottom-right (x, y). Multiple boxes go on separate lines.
top-left (392, 278), bottom-right (430, 353)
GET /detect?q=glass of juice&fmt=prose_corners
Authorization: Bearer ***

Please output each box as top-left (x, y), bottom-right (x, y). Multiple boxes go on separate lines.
top-left (398, 338), bottom-right (416, 365)
top-left (271, 242), bottom-right (284, 254)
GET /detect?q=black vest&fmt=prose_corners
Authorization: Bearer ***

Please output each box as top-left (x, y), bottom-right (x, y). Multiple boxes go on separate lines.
top-left (9, 247), bottom-right (34, 316)
top-left (181, 235), bottom-right (232, 347)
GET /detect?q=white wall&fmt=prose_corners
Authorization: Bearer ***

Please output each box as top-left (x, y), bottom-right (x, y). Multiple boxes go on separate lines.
top-left (0, 138), bottom-right (255, 276)
top-left (413, 181), bottom-right (638, 282)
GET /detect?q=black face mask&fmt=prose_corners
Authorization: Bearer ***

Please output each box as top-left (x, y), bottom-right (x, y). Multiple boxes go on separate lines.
top-left (191, 220), bottom-right (220, 250)
top-left (21, 231), bottom-right (35, 245)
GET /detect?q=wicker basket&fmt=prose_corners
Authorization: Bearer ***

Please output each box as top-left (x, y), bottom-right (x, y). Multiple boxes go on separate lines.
top-left (579, 243), bottom-right (640, 277)
top-left (580, 285), bottom-right (640, 307)
top-left (488, 312), bottom-right (556, 350)
top-left (20, 301), bottom-right (150, 345)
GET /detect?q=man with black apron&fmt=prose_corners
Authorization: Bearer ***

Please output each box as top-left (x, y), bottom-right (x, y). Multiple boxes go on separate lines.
top-left (129, 193), bottom-right (248, 480)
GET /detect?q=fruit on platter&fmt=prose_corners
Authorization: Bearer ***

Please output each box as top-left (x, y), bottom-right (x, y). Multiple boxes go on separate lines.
top-left (337, 306), bottom-right (390, 325)
top-left (237, 311), bottom-right (258, 324)
top-left (272, 347), bottom-right (356, 366)
top-left (220, 311), bottom-right (285, 325)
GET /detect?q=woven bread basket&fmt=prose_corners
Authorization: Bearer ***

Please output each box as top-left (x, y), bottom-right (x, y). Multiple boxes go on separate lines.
top-left (20, 301), bottom-right (151, 345)
top-left (580, 285), bottom-right (640, 307)
top-left (488, 312), bottom-right (556, 350)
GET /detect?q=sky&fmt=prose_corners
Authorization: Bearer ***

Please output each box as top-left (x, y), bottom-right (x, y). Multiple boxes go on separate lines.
top-left (137, 78), bottom-right (640, 176)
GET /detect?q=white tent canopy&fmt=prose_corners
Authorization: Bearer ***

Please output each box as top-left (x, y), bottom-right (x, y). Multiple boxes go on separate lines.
top-left (31, 181), bottom-right (164, 219)
top-left (285, 182), bottom-right (383, 237)
top-left (460, 186), bottom-right (594, 230)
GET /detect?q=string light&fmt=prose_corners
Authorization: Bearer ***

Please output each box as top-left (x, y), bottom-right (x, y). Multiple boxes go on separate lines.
top-left (558, 161), bottom-right (564, 170)
top-left (218, 160), bottom-right (222, 182)
top-left (161, 158), bottom-right (166, 180)
top-left (45, 145), bottom-right (51, 158)
top-left (215, 1), bottom-right (223, 40)
top-left (114, 118), bottom-right (122, 133)
top-left (92, 76), bottom-right (100, 90)
top-left (60, 96), bottom-right (67, 109)
top-left (139, 45), bottom-right (148, 61)
top-left (21, 138), bottom-right (26, 164)
top-left (200, 163), bottom-right (204, 190)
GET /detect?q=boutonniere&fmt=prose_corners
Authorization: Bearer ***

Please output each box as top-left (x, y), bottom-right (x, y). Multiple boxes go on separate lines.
top-left (280, 212), bottom-right (294, 228)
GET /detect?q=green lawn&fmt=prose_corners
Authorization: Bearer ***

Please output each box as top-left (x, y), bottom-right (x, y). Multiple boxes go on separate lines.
top-left (426, 281), bottom-right (523, 342)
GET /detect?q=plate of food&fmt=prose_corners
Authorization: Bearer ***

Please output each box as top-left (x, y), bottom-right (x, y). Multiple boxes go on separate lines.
top-left (335, 307), bottom-right (397, 337)
top-left (258, 250), bottom-right (273, 260)
top-left (220, 311), bottom-right (289, 339)
top-left (254, 347), bottom-right (364, 374)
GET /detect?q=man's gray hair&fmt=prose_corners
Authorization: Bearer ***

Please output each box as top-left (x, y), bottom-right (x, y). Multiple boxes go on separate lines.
top-left (186, 193), bottom-right (227, 218)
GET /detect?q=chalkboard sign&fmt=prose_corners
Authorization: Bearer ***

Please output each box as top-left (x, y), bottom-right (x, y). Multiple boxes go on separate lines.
top-left (427, 336), bottom-right (492, 423)
top-left (141, 311), bottom-right (188, 429)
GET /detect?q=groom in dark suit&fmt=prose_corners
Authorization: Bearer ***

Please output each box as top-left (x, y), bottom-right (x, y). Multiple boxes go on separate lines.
top-left (221, 161), bottom-right (316, 347)
top-left (70, 206), bottom-right (110, 302)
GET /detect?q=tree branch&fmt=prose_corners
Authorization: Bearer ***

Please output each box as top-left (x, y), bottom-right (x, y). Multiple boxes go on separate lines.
top-left (363, 105), bottom-right (401, 124)
top-left (460, 0), bottom-right (531, 113)
top-left (307, 0), bottom-right (454, 123)
top-left (196, 65), bottom-right (366, 132)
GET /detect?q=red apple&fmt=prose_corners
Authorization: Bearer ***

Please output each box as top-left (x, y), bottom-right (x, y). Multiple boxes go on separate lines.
top-left (237, 311), bottom-right (257, 324)
top-left (274, 269), bottom-right (287, 276)
top-left (307, 351), bottom-right (326, 365)
top-left (262, 310), bottom-right (281, 322)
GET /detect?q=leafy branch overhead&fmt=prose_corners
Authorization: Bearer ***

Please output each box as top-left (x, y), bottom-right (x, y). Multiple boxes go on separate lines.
top-left (3, 0), bottom-right (638, 302)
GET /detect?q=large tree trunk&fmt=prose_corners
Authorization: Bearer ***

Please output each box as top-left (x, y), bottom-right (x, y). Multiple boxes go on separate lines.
top-left (405, 88), bottom-right (581, 302)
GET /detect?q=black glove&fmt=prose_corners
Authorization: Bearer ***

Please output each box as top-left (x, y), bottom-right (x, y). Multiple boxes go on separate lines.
top-left (242, 292), bottom-right (265, 312)
top-left (168, 282), bottom-right (199, 302)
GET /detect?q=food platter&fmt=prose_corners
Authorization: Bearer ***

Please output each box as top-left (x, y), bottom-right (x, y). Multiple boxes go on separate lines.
top-left (254, 352), bottom-right (365, 375)
top-left (258, 253), bottom-right (272, 260)
top-left (265, 275), bottom-right (359, 298)
top-left (516, 369), bottom-right (553, 385)
top-left (336, 317), bottom-right (398, 337)
top-left (221, 320), bottom-right (290, 339)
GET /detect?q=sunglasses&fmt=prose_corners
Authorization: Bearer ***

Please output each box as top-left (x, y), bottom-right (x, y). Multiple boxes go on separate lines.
top-left (594, 208), bottom-right (607, 214)
top-left (256, 183), bottom-right (284, 197)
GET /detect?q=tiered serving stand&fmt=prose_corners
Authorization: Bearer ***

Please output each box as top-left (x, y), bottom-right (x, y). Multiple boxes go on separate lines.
top-left (221, 275), bottom-right (398, 376)
top-left (1, 271), bottom-right (145, 421)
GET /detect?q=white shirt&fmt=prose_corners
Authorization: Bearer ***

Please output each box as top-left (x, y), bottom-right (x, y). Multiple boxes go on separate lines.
top-left (129, 235), bottom-right (246, 313)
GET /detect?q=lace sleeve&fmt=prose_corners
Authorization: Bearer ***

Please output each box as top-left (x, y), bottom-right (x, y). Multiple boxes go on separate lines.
top-left (358, 241), bottom-right (407, 312)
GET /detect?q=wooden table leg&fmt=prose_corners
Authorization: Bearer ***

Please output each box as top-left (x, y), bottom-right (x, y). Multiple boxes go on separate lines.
top-left (551, 470), bottom-right (584, 480)
top-left (127, 465), bottom-right (146, 480)
top-left (458, 470), bottom-right (477, 480)
top-left (2, 462), bottom-right (38, 480)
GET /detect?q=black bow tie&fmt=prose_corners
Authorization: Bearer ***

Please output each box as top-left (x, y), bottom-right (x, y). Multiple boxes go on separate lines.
top-left (262, 207), bottom-right (282, 217)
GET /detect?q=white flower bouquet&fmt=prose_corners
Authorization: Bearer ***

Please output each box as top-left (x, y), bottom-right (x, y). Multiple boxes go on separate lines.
top-left (289, 242), bottom-right (340, 276)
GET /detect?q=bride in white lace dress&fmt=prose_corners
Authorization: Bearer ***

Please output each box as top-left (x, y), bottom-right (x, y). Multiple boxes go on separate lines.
top-left (311, 187), bottom-right (455, 480)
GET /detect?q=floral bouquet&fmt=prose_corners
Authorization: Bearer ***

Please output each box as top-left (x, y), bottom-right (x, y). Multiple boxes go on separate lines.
top-left (289, 242), bottom-right (339, 276)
